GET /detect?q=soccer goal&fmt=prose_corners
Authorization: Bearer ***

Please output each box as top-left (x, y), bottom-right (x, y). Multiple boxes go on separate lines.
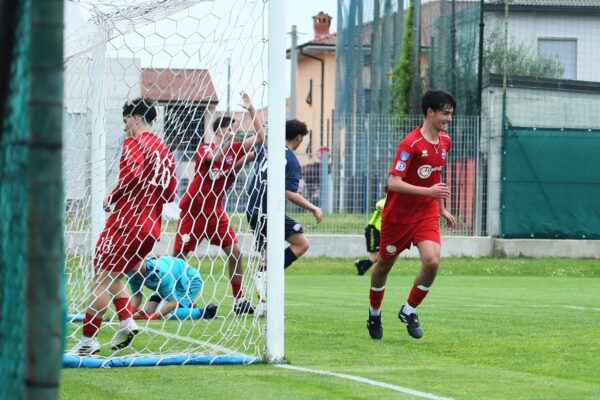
top-left (63, 0), bottom-right (286, 367)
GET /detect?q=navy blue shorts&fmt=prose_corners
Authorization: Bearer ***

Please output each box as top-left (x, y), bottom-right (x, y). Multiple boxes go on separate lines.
top-left (246, 212), bottom-right (304, 252)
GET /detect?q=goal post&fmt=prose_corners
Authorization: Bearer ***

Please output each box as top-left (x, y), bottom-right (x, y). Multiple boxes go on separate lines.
top-left (63, 0), bottom-right (285, 367)
top-left (265, 0), bottom-right (285, 364)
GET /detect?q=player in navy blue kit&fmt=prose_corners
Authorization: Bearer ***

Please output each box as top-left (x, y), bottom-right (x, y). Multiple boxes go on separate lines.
top-left (245, 120), bottom-right (323, 314)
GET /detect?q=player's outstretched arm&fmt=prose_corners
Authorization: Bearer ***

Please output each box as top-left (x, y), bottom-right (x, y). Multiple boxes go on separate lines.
top-left (286, 190), bottom-right (323, 223)
top-left (234, 151), bottom-right (257, 174)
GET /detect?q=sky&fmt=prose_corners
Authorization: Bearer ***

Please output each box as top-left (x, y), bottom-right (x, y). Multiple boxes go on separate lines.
top-left (65, 1), bottom-right (337, 38)
top-left (64, 0), bottom-right (338, 110)
top-left (285, 0), bottom-right (337, 40)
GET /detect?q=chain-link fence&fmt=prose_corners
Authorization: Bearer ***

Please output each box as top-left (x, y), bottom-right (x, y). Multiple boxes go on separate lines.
top-left (230, 113), bottom-right (483, 236)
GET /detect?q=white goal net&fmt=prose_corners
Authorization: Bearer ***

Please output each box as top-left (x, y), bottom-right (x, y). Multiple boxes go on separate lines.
top-left (63, 0), bottom-right (281, 367)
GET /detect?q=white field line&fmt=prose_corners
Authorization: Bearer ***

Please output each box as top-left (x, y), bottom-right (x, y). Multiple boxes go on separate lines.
top-left (431, 304), bottom-right (600, 311)
top-left (276, 364), bottom-right (455, 400)
top-left (145, 328), bottom-right (454, 398)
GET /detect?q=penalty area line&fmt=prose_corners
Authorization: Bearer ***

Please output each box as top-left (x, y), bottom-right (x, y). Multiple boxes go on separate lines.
top-left (276, 364), bottom-right (455, 400)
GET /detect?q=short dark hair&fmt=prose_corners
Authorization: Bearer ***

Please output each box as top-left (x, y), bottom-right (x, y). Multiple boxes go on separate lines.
top-left (285, 119), bottom-right (308, 141)
top-left (212, 116), bottom-right (234, 133)
top-left (122, 97), bottom-right (157, 124)
top-left (421, 90), bottom-right (456, 116)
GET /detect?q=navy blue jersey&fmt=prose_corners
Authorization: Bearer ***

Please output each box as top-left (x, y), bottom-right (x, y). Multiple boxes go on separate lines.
top-left (285, 146), bottom-right (301, 193)
top-left (246, 146), bottom-right (267, 214)
top-left (246, 146), bottom-right (301, 214)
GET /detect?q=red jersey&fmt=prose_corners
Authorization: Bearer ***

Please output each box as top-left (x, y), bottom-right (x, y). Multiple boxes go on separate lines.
top-left (179, 141), bottom-right (247, 215)
top-left (383, 126), bottom-right (452, 224)
top-left (105, 132), bottom-right (177, 239)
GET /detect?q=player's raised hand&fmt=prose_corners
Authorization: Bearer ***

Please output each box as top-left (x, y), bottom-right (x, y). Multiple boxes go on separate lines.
top-left (103, 195), bottom-right (111, 212)
top-left (240, 92), bottom-right (254, 111)
top-left (429, 182), bottom-right (450, 199)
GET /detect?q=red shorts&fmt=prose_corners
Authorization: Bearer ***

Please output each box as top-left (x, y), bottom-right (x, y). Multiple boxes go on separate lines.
top-left (94, 228), bottom-right (156, 274)
top-left (378, 217), bottom-right (441, 261)
top-left (174, 211), bottom-right (237, 252)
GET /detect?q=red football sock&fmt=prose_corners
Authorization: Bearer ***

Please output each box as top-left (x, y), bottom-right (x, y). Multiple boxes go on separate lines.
top-left (82, 313), bottom-right (103, 338)
top-left (231, 280), bottom-right (243, 299)
top-left (407, 284), bottom-right (430, 308)
top-left (113, 297), bottom-right (133, 321)
top-left (369, 286), bottom-right (385, 310)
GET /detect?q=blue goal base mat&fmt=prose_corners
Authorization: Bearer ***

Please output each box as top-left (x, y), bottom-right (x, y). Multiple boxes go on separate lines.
top-left (63, 353), bottom-right (262, 368)
top-left (67, 307), bottom-right (207, 323)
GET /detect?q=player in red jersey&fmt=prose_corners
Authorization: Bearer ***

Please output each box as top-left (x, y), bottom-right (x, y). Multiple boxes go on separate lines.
top-left (74, 98), bottom-right (177, 355)
top-left (366, 90), bottom-right (457, 340)
top-left (173, 92), bottom-right (265, 315)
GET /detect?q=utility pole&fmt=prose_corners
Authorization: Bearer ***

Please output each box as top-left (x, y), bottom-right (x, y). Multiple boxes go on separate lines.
top-left (226, 58), bottom-right (231, 114)
top-left (290, 25), bottom-right (298, 119)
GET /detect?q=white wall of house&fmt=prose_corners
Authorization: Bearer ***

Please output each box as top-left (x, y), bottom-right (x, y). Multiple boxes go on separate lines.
top-left (485, 12), bottom-right (600, 82)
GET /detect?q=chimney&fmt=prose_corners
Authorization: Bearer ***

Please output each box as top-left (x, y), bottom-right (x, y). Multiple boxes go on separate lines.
top-left (313, 11), bottom-right (332, 39)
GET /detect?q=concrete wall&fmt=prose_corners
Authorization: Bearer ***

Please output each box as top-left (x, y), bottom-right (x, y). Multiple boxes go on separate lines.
top-left (65, 231), bottom-right (600, 259)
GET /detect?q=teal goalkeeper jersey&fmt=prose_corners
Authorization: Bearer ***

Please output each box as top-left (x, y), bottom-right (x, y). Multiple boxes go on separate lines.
top-left (128, 256), bottom-right (202, 304)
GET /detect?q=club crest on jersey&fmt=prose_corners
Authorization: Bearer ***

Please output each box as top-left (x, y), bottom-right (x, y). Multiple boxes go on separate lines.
top-left (421, 150), bottom-right (429, 157)
top-left (441, 148), bottom-right (447, 160)
top-left (395, 161), bottom-right (406, 172)
top-left (400, 151), bottom-right (410, 161)
top-left (225, 155), bottom-right (234, 164)
top-left (417, 165), bottom-right (442, 179)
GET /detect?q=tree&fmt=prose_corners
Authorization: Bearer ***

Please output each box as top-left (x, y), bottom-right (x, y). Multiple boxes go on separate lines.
top-left (390, 0), bottom-right (414, 116)
top-left (484, 25), bottom-right (565, 79)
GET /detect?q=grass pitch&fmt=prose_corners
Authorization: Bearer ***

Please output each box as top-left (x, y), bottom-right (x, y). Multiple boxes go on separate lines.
top-left (61, 257), bottom-right (600, 400)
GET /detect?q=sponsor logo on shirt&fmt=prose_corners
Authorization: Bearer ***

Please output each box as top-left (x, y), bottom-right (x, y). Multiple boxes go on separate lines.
top-left (209, 168), bottom-right (228, 180)
top-left (395, 161), bottom-right (406, 172)
top-left (441, 148), bottom-right (447, 160)
top-left (417, 165), bottom-right (443, 179)
top-left (421, 150), bottom-right (429, 157)
top-left (400, 151), bottom-right (410, 161)
top-left (385, 245), bottom-right (397, 254)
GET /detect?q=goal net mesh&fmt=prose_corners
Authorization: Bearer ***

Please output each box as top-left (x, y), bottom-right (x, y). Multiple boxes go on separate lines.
top-left (63, 0), bottom-right (269, 367)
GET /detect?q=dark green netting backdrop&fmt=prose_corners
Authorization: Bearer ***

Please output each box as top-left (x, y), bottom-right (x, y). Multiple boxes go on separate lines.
top-left (501, 127), bottom-right (600, 239)
top-left (1, 0), bottom-right (64, 398)
top-left (0, 1), bottom-right (31, 399)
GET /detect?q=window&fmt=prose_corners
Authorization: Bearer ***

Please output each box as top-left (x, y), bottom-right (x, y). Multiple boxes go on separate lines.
top-left (538, 39), bottom-right (577, 80)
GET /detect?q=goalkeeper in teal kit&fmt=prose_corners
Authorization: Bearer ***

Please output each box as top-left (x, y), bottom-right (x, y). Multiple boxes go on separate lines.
top-left (128, 256), bottom-right (217, 320)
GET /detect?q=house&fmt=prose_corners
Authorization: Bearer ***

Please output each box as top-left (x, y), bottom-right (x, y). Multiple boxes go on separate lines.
top-left (483, 0), bottom-right (600, 82)
top-left (288, 12), bottom-right (337, 165)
